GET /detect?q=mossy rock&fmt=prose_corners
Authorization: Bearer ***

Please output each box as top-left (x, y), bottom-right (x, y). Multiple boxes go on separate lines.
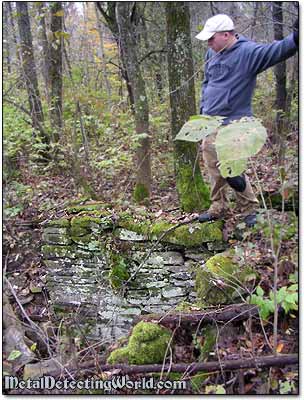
top-left (71, 233), bottom-right (95, 245)
top-left (66, 202), bottom-right (112, 214)
top-left (195, 251), bottom-right (256, 305)
top-left (150, 220), bottom-right (223, 247)
top-left (117, 214), bottom-right (151, 236)
top-left (48, 218), bottom-right (70, 228)
top-left (70, 216), bottom-right (104, 237)
top-left (107, 321), bottom-right (172, 365)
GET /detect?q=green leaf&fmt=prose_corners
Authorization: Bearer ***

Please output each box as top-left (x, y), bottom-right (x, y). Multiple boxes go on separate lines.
top-left (256, 286), bottom-right (264, 297)
top-left (284, 294), bottom-right (298, 304)
top-left (215, 117), bottom-right (267, 177)
top-left (288, 284), bottom-right (298, 292)
top-left (279, 380), bottom-right (296, 394)
top-left (215, 385), bottom-right (226, 394)
top-left (174, 115), bottom-right (224, 142)
top-left (218, 159), bottom-right (248, 178)
top-left (30, 343), bottom-right (37, 352)
top-left (7, 350), bottom-right (22, 361)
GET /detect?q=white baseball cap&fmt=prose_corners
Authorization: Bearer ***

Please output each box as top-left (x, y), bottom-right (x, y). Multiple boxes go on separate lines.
top-left (196, 14), bottom-right (235, 41)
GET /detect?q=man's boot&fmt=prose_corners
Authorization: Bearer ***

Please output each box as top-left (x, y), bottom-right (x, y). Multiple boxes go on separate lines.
top-left (244, 213), bottom-right (257, 227)
top-left (197, 212), bottom-right (219, 223)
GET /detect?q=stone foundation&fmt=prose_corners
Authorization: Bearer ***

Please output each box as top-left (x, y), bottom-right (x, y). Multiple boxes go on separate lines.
top-left (41, 203), bottom-right (226, 343)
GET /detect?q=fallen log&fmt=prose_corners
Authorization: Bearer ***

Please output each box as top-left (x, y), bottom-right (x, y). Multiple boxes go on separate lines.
top-left (38, 352), bottom-right (298, 380)
top-left (91, 354), bottom-right (298, 375)
top-left (135, 304), bottom-right (259, 326)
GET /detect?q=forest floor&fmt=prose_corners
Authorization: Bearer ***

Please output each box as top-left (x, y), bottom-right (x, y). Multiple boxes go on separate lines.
top-left (3, 130), bottom-right (298, 394)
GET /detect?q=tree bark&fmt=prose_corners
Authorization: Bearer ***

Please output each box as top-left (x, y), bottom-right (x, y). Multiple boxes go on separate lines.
top-left (272, 2), bottom-right (287, 151)
top-left (3, 3), bottom-right (11, 73)
top-left (251, 2), bottom-right (259, 39)
top-left (116, 2), bottom-right (151, 202)
top-left (96, 2), bottom-right (135, 108)
top-left (16, 2), bottom-right (48, 145)
top-left (7, 2), bottom-right (22, 67)
top-left (166, 2), bottom-right (210, 212)
top-left (94, 3), bottom-right (111, 97)
top-left (49, 1), bottom-right (63, 142)
top-left (37, 2), bottom-right (51, 106)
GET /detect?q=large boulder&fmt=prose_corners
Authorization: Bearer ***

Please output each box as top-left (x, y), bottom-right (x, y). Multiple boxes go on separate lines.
top-left (107, 321), bottom-right (172, 365)
top-left (195, 251), bottom-right (256, 305)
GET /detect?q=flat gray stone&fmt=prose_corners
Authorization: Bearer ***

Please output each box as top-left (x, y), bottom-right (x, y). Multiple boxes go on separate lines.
top-left (42, 227), bottom-right (72, 245)
top-left (146, 281), bottom-right (167, 289)
top-left (172, 279), bottom-right (195, 288)
top-left (162, 286), bottom-right (185, 298)
top-left (185, 251), bottom-right (209, 262)
top-left (172, 271), bottom-right (192, 280)
top-left (115, 228), bottom-right (147, 241)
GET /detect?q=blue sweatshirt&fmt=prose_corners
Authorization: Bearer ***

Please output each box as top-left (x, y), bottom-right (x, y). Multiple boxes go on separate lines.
top-left (200, 33), bottom-right (298, 124)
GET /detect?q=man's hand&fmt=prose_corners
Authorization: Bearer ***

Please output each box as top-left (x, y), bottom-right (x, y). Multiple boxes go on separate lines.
top-left (293, 18), bottom-right (299, 48)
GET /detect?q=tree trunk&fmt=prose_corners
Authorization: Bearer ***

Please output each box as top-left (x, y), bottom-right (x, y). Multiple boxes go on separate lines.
top-left (49, 1), bottom-right (63, 142)
top-left (63, 20), bottom-right (73, 80)
top-left (37, 2), bottom-right (51, 106)
top-left (7, 2), bottom-right (22, 67)
top-left (272, 2), bottom-right (287, 152)
top-left (16, 2), bottom-right (48, 145)
top-left (166, 2), bottom-right (210, 212)
top-left (116, 3), bottom-right (151, 203)
top-left (251, 2), bottom-right (259, 39)
top-left (96, 2), bottom-right (135, 109)
top-left (94, 3), bottom-right (111, 97)
top-left (210, 2), bottom-right (219, 16)
top-left (3, 3), bottom-right (11, 73)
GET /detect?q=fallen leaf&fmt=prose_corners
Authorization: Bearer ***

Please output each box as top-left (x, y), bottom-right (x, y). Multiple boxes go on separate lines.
top-left (276, 343), bottom-right (284, 353)
top-left (155, 210), bottom-right (163, 218)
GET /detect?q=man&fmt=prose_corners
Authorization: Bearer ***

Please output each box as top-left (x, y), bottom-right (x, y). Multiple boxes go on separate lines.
top-left (196, 14), bottom-right (298, 227)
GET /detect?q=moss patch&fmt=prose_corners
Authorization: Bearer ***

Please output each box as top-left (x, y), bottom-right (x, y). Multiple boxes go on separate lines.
top-left (66, 202), bottom-right (111, 214)
top-left (48, 218), bottom-right (70, 228)
top-left (117, 213), bottom-right (151, 236)
top-left (70, 216), bottom-right (104, 237)
top-left (133, 183), bottom-right (149, 203)
top-left (195, 251), bottom-right (256, 305)
top-left (175, 156), bottom-right (210, 212)
top-left (109, 254), bottom-right (130, 289)
top-left (150, 220), bottom-right (223, 247)
top-left (195, 325), bottom-right (216, 361)
top-left (107, 321), bottom-right (172, 365)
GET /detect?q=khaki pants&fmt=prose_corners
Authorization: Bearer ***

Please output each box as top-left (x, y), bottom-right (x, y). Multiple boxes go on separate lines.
top-left (202, 131), bottom-right (259, 217)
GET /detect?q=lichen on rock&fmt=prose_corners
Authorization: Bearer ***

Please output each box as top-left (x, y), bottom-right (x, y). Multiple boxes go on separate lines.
top-left (107, 321), bottom-right (172, 365)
